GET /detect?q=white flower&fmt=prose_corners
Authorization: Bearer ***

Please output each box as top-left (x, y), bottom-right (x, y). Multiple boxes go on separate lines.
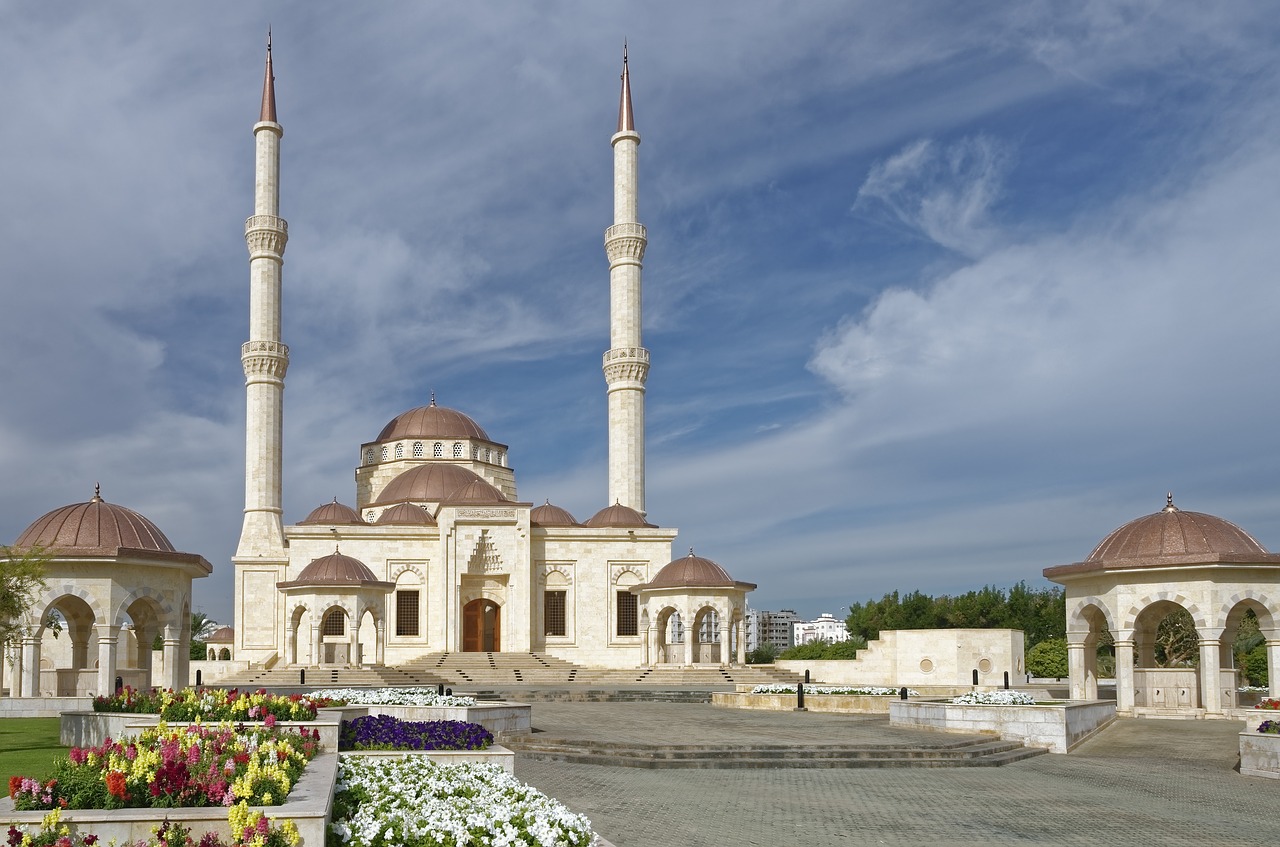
top-left (950, 690), bottom-right (1037, 705)
top-left (750, 684), bottom-right (919, 696)
top-left (310, 687), bottom-right (478, 707)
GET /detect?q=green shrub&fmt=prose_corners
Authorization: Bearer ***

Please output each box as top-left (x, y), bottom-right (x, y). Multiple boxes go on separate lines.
top-left (1245, 644), bottom-right (1269, 687)
top-left (1026, 638), bottom-right (1068, 678)
top-left (745, 644), bottom-right (779, 664)
top-left (777, 638), bottom-right (867, 661)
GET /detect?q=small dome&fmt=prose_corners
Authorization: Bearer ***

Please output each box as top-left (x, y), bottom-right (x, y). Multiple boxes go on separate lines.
top-left (206, 626), bottom-right (235, 644)
top-left (377, 397), bottom-right (489, 442)
top-left (442, 477), bottom-right (508, 506)
top-left (298, 499), bottom-right (365, 526)
top-left (583, 502), bottom-right (655, 528)
top-left (648, 550), bottom-right (736, 588)
top-left (531, 501), bottom-right (579, 527)
top-left (373, 464), bottom-right (496, 506)
top-left (374, 502), bottom-right (438, 526)
top-left (15, 488), bottom-right (176, 554)
top-left (1086, 495), bottom-right (1270, 564)
top-left (282, 552), bottom-right (383, 587)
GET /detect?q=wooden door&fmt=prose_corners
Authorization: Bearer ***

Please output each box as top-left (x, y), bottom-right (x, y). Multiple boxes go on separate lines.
top-left (463, 599), bottom-right (501, 652)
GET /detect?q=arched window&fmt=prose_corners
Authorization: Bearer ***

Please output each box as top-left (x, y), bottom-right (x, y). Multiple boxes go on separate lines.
top-left (484, 449), bottom-right (491, 462)
top-left (366, 511), bottom-right (375, 523)
top-left (323, 610), bottom-right (345, 637)
top-left (472, 446), bottom-right (480, 460)
top-left (453, 443), bottom-right (463, 458)
top-left (380, 446), bottom-right (388, 461)
top-left (413, 442), bottom-right (424, 458)
top-left (364, 449), bottom-right (375, 465)
top-left (395, 444), bottom-right (404, 459)
top-left (433, 442), bottom-right (443, 458)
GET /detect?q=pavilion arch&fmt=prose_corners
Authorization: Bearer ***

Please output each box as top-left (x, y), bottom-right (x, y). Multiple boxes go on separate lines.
top-left (1067, 596), bottom-right (1116, 635)
top-left (652, 604), bottom-right (684, 664)
top-left (1123, 592), bottom-right (1208, 633)
top-left (691, 604), bottom-right (722, 664)
top-left (111, 586), bottom-right (178, 630)
top-left (32, 585), bottom-right (106, 634)
top-left (1218, 592), bottom-right (1277, 633)
top-left (287, 603), bottom-right (313, 665)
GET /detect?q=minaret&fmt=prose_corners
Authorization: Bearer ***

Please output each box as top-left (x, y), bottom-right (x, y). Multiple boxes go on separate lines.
top-left (603, 45), bottom-right (649, 513)
top-left (235, 33), bottom-right (289, 560)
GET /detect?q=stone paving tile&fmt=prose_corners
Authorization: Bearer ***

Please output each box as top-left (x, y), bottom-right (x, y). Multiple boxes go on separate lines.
top-left (513, 704), bottom-right (1280, 847)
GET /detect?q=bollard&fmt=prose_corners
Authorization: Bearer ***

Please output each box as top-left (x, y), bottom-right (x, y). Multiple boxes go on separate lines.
top-left (196, 669), bottom-right (202, 687)
top-left (795, 682), bottom-right (806, 711)
top-left (1004, 671), bottom-right (1010, 690)
top-left (804, 669), bottom-right (810, 684)
top-left (445, 687), bottom-right (452, 696)
top-left (300, 669), bottom-right (305, 686)
top-left (438, 683), bottom-right (445, 696)
top-left (972, 669), bottom-right (979, 686)
top-left (899, 686), bottom-right (908, 700)
top-left (115, 675), bottom-right (123, 693)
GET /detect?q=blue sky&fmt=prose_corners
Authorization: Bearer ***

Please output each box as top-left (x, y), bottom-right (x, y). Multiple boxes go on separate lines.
top-left (3, 3), bottom-right (1280, 627)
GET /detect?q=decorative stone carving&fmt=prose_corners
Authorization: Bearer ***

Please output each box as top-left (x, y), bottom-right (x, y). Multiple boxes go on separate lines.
top-left (456, 508), bottom-right (516, 520)
top-left (468, 530), bottom-right (504, 574)
top-left (605, 222), bottom-right (647, 263)
top-left (244, 215), bottom-right (289, 256)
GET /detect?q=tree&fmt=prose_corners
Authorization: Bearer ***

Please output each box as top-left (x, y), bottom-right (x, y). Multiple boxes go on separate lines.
top-left (745, 643), bottom-right (779, 665)
top-left (1026, 637), bottom-right (1069, 678)
top-left (778, 637), bottom-right (867, 661)
top-left (845, 582), bottom-right (1066, 646)
top-left (1, 546), bottom-right (51, 651)
top-left (1243, 645), bottom-right (1268, 687)
top-left (1153, 609), bottom-right (1199, 667)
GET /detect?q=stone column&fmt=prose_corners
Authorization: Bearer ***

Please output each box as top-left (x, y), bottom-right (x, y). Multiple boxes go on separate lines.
top-left (1267, 639), bottom-right (1280, 699)
top-left (1067, 639), bottom-right (1087, 700)
top-left (349, 610), bottom-right (359, 667)
top-left (719, 622), bottom-right (731, 667)
top-left (19, 636), bottom-right (40, 698)
top-left (1114, 640), bottom-right (1135, 715)
top-left (736, 618), bottom-right (747, 665)
top-left (95, 624), bottom-right (120, 697)
top-left (310, 624), bottom-right (320, 666)
top-left (376, 618), bottom-right (386, 666)
top-left (162, 625), bottom-right (182, 689)
top-left (1198, 638), bottom-right (1222, 714)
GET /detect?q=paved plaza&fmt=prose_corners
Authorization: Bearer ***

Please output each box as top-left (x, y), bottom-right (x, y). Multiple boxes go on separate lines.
top-left (513, 702), bottom-right (1280, 846)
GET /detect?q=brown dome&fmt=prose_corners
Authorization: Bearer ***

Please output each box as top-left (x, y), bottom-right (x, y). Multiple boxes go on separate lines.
top-left (1087, 496), bottom-right (1269, 564)
top-left (298, 499), bottom-right (365, 526)
top-left (583, 502), bottom-right (655, 528)
top-left (373, 464), bottom-right (493, 506)
top-left (206, 626), bottom-right (235, 644)
top-left (15, 489), bottom-right (176, 554)
top-left (531, 501), bottom-right (579, 527)
top-left (374, 502), bottom-right (438, 526)
top-left (377, 398), bottom-right (489, 442)
top-left (278, 552), bottom-right (391, 588)
top-left (442, 477), bottom-right (508, 506)
top-left (647, 551), bottom-right (737, 588)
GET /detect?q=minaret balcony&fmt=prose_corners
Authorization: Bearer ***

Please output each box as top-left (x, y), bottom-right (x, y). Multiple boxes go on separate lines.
top-left (603, 347), bottom-right (650, 384)
top-left (244, 215), bottom-right (289, 257)
top-left (604, 222), bottom-right (647, 263)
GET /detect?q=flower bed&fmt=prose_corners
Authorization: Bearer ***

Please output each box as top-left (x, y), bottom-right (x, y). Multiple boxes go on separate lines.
top-left (1256, 698), bottom-right (1280, 710)
top-left (338, 715), bottom-right (492, 752)
top-left (310, 688), bottom-right (476, 708)
top-left (950, 690), bottom-right (1038, 706)
top-left (9, 722), bottom-right (319, 811)
top-left (749, 685), bottom-right (920, 696)
top-left (330, 756), bottom-right (596, 847)
top-left (5, 805), bottom-right (301, 847)
top-left (93, 688), bottom-right (332, 722)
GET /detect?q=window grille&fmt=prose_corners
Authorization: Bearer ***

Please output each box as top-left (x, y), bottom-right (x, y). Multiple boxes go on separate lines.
top-left (323, 610), bottom-right (345, 637)
top-left (616, 591), bottom-right (638, 637)
top-left (545, 591), bottom-right (566, 637)
top-left (433, 442), bottom-right (443, 458)
top-left (413, 442), bottom-right (424, 458)
top-left (395, 444), bottom-right (404, 459)
top-left (396, 591), bottom-right (420, 637)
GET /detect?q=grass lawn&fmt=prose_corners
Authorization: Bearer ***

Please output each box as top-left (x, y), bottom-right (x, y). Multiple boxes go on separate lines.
top-left (0, 718), bottom-right (65, 796)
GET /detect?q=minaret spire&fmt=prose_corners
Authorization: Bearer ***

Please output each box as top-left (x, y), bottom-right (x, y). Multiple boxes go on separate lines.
top-left (259, 29), bottom-right (277, 124)
top-left (603, 45), bottom-right (649, 513)
top-left (235, 32), bottom-right (290, 645)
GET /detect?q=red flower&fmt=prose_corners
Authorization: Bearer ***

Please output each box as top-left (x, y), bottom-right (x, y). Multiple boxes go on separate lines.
top-left (7, 776), bottom-right (20, 797)
top-left (105, 771), bottom-right (128, 799)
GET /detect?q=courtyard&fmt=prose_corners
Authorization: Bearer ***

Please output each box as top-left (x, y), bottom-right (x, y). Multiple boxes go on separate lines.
top-left (512, 702), bottom-right (1280, 847)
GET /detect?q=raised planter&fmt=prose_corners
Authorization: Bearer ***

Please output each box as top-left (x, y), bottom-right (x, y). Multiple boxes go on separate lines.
top-left (1239, 730), bottom-right (1280, 779)
top-left (319, 702), bottom-right (531, 739)
top-left (889, 699), bottom-right (1115, 753)
top-left (0, 752), bottom-right (337, 847)
top-left (340, 744), bottom-right (515, 773)
top-left (60, 712), bottom-right (341, 751)
top-left (711, 692), bottom-right (911, 714)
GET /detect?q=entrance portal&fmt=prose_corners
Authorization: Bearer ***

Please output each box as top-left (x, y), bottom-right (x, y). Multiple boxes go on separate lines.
top-left (462, 599), bottom-right (501, 652)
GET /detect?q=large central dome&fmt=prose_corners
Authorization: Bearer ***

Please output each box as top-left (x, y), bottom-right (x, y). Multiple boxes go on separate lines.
top-left (373, 464), bottom-right (507, 506)
top-left (377, 398), bottom-right (489, 442)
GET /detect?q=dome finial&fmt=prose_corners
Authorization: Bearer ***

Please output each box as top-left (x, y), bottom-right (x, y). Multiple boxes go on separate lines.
top-left (617, 42), bottom-right (635, 133)
top-left (1164, 492), bottom-right (1178, 512)
top-left (688, 547), bottom-right (695, 557)
top-left (92, 483), bottom-right (102, 503)
top-left (429, 391), bottom-right (436, 407)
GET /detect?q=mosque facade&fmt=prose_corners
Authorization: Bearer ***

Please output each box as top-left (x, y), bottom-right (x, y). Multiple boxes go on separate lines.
top-left (230, 42), bottom-right (754, 670)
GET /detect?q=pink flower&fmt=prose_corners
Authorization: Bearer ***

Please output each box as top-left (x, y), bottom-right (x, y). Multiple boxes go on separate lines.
top-left (263, 714), bottom-right (277, 728)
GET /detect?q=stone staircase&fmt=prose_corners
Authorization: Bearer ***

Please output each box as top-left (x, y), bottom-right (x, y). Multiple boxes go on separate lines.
top-left (212, 653), bottom-right (802, 694)
top-left (505, 735), bottom-right (1047, 769)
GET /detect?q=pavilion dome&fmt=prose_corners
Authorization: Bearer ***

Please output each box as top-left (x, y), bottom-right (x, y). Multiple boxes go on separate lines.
top-left (442, 477), bottom-right (508, 506)
top-left (583, 502), bottom-right (655, 528)
top-left (283, 552), bottom-right (382, 586)
top-left (377, 397), bottom-right (489, 442)
top-left (14, 488), bottom-right (176, 554)
top-left (531, 501), bottom-right (579, 527)
top-left (298, 498), bottom-right (365, 526)
top-left (207, 626), bottom-right (235, 644)
top-left (374, 502), bottom-right (438, 526)
top-left (373, 464), bottom-right (494, 506)
top-left (1086, 495), bottom-right (1271, 565)
top-left (647, 550), bottom-right (737, 588)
